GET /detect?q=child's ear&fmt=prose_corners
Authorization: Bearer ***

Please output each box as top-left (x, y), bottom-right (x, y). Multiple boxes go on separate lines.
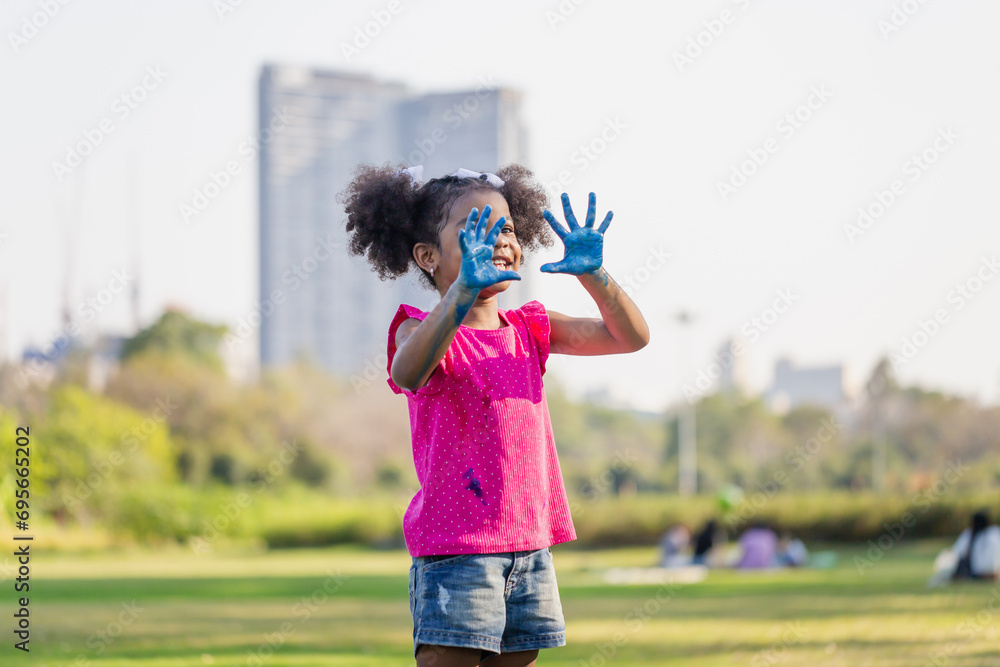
top-left (412, 243), bottom-right (437, 274)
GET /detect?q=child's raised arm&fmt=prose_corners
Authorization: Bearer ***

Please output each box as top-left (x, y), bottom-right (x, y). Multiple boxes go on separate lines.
top-left (391, 281), bottom-right (477, 392)
top-left (541, 193), bottom-right (650, 356)
top-left (547, 266), bottom-right (649, 355)
top-left (390, 204), bottom-right (520, 392)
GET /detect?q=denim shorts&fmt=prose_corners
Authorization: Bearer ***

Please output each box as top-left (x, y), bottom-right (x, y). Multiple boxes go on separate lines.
top-left (408, 547), bottom-right (566, 657)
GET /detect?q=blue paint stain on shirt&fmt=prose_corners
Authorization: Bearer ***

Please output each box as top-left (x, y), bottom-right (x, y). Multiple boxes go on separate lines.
top-left (463, 467), bottom-right (488, 505)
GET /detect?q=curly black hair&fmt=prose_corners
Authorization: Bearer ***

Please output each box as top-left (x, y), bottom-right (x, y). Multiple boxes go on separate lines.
top-left (337, 163), bottom-right (554, 290)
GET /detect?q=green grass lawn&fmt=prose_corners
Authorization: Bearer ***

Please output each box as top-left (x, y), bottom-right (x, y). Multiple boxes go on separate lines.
top-left (7, 539), bottom-right (1000, 666)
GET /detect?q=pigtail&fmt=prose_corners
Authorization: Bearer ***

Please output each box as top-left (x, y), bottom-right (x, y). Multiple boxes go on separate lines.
top-left (338, 163), bottom-right (422, 281)
top-left (496, 164), bottom-right (556, 258)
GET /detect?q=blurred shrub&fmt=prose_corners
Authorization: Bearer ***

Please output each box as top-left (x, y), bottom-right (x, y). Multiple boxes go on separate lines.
top-left (252, 486), bottom-right (403, 549)
top-left (565, 492), bottom-right (999, 546)
top-left (121, 309), bottom-right (228, 373)
top-left (19, 483), bottom-right (1000, 550)
top-left (202, 490), bottom-right (1000, 550)
top-left (108, 483), bottom-right (208, 543)
top-left (8, 385), bottom-right (179, 524)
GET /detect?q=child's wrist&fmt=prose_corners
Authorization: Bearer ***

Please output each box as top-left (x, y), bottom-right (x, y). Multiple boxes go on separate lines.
top-left (452, 278), bottom-right (481, 301)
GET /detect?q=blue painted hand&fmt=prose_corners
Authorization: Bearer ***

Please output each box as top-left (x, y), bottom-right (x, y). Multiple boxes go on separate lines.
top-left (457, 204), bottom-right (522, 291)
top-left (540, 192), bottom-right (612, 275)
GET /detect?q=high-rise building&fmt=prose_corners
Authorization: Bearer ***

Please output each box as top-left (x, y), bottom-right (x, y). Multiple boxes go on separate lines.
top-left (767, 357), bottom-right (846, 413)
top-left (715, 336), bottom-right (749, 395)
top-left (258, 65), bottom-right (531, 381)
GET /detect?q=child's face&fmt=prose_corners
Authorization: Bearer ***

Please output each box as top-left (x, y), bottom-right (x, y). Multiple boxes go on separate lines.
top-left (434, 190), bottom-right (521, 298)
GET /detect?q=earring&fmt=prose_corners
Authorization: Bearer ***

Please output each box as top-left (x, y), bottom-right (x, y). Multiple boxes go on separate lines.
top-left (430, 266), bottom-right (436, 277)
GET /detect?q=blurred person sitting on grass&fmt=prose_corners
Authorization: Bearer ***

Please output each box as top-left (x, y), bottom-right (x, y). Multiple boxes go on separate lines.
top-left (950, 509), bottom-right (1000, 581)
top-left (692, 519), bottom-right (727, 567)
top-left (776, 529), bottom-right (809, 568)
top-left (928, 509), bottom-right (1000, 587)
top-left (736, 521), bottom-right (779, 569)
top-left (659, 523), bottom-right (692, 568)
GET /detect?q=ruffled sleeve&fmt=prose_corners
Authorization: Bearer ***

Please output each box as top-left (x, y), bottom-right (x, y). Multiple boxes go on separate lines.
top-left (516, 300), bottom-right (550, 377)
top-left (386, 303), bottom-right (448, 395)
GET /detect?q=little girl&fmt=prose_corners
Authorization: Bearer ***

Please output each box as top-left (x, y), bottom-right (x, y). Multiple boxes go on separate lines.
top-left (340, 163), bottom-right (650, 666)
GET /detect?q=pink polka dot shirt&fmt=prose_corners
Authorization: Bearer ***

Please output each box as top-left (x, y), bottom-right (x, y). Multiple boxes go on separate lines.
top-left (386, 300), bottom-right (578, 557)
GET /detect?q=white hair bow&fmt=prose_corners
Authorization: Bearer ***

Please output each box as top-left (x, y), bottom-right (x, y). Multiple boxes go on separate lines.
top-left (396, 165), bottom-right (424, 187)
top-left (448, 168), bottom-right (505, 188)
top-left (394, 165), bottom-right (505, 188)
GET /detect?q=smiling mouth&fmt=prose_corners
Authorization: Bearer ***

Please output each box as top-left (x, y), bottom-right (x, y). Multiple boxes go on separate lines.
top-left (492, 260), bottom-right (513, 270)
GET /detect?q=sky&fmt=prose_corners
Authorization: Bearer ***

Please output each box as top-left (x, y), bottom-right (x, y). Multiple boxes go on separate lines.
top-left (2, 0), bottom-right (999, 413)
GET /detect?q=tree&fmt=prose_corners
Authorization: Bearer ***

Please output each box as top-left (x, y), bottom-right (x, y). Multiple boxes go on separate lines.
top-left (121, 309), bottom-right (228, 372)
top-left (24, 385), bottom-right (178, 522)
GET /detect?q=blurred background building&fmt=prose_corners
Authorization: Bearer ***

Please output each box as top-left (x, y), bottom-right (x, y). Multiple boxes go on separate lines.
top-left (258, 64), bottom-right (531, 378)
top-left (715, 336), bottom-right (750, 395)
top-left (766, 357), bottom-right (849, 414)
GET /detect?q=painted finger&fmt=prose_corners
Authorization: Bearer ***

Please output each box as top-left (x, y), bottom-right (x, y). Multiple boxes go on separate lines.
top-left (465, 207), bottom-right (479, 235)
top-left (486, 215), bottom-right (507, 246)
top-left (597, 210), bottom-right (613, 234)
top-left (561, 193), bottom-right (579, 230)
top-left (476, 205), bottom-right (492, 239)
top-left (542, 210), bottom-right (569, 240)
top-left (585, 192), bottom-right (596, 228)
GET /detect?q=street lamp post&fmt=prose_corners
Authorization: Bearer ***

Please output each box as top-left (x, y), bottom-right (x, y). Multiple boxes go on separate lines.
top-left (675, 311), bottom-right (697, 496)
